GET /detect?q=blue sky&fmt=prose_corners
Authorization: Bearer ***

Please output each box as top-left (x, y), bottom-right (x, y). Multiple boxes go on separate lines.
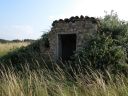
top-left (0, 0), bottom-right (128, 40)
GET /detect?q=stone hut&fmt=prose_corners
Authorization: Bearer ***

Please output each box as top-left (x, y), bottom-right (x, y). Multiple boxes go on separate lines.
top-left (49, 16), bottom-right (99, 61)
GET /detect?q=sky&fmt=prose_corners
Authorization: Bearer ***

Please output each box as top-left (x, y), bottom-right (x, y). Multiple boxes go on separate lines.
top-left (0, 0), bottom-right (128, 40)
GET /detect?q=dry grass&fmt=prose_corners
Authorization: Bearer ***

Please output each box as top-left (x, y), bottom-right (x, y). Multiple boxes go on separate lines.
top-left (0, 42), bottom-right (128, 96)
top-left (0, 42), bottom-right (29, 57)
top-left (0, 63), bottom-right (128, 96)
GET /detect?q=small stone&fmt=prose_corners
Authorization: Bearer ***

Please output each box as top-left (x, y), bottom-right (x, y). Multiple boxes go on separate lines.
top-left (52, 20), bottom-right (58, 26)
top-left (59, 19), bottom-right (63, 22)
top-left (80, 15), bottom-right (84, 19)
top-left (85, 16), bottom-right (89, 19)
top-left (90, 17), bottom-right (97, 24)
top-left (64, 18), bottom-right (70, 23)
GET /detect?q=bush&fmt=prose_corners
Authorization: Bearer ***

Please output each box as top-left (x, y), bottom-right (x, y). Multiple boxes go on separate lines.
top-left (41, 32), bottom-right (49, 48)
top-left (0, 33), bottom-right (51, 71)
top-left (75, 35), bottom-right (127, 71)
top-left (74, 11), bottom-right (128, 73)
top-left (100, 11), bottom-right (128, 44)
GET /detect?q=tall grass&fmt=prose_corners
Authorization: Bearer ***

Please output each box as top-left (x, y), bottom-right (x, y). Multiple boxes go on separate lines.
top-left (1, 61), bottom-right (128, 96)
top-left (0, 42), bottom-right (29, 57)
top-left (0, 40), bottom-right (128, 96)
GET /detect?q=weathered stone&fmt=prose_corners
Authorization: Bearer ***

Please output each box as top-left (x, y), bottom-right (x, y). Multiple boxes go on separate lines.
top-left (48, 16), bottom-right (98, 61)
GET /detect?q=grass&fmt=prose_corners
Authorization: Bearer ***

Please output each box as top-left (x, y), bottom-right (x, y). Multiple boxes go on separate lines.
top-left (1, 63), bottom-right (128, 96)
top-left (0, 42), bottom-right (29, 57)
top-left (1, 42), bottom-right (128, 96)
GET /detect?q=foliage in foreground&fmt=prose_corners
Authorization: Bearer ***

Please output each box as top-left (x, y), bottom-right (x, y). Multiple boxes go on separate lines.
top-left (0, 33), bottom-right (50, 70)
top-left (75, 11), bottom-right (128, 74)
top-left (0, 42), bottom-right (29, 57)
top-left (1, 63), bottom-right (128, 96)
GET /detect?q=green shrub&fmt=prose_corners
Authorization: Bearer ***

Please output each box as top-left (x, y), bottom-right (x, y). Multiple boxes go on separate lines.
top-left (41, 32), bottom-right (49, 48)
top-left (100, 11), bottom-right (128, 44)
top-left (0, 33), bottom-right (50, 71)
top-left (75, 35), bottom-right (127, 71)
top-left (74, 11), bottom-right (128, 73)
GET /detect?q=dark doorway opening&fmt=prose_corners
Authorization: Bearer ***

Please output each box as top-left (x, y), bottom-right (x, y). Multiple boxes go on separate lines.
top-left (58, 34), bottom-right (76, 61)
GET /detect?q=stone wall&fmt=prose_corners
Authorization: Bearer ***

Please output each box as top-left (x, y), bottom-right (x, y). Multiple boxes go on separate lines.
top-left (49, 16), bottom-right (99, 61)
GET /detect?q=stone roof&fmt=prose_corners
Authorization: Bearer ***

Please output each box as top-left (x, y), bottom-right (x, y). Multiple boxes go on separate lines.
top-left (52, 15), bottom-right (100, 26)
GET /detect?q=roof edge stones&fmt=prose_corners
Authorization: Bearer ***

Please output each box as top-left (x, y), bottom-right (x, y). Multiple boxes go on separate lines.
top-left (52, 15), bottom-right (99, 26)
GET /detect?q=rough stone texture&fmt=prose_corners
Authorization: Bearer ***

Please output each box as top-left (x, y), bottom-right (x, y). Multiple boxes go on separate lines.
top-left (49, 16), bottom-right (99, 61)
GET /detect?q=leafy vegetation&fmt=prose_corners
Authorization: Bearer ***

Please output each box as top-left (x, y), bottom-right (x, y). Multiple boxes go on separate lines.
top-left (41, 32), bottom-right (49, 48)
top-left (75, 11), bottom-right (128, 74)
top-left (0, 33), bottom-right (50, 70)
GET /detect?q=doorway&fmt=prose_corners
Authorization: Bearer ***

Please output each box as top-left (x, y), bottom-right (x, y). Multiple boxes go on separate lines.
top-left (58, 34), bottom-right (76, 61)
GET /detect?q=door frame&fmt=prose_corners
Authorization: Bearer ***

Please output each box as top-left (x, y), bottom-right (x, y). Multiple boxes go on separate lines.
top-left (57, 33), bottom-right (77, 60)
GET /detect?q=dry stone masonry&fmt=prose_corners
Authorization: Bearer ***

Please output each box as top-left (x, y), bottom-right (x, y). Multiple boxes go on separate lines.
top-left (49, 16), bottom-right (99, 61)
